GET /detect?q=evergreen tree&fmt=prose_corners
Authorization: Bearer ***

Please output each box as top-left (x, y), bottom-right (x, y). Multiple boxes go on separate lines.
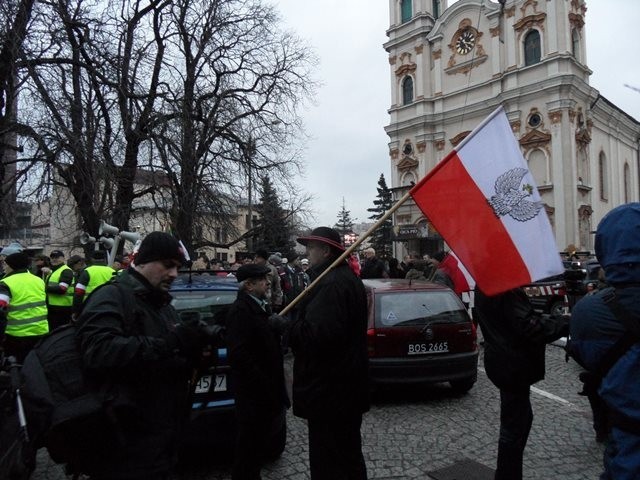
top-left (254, 175), bottom-right (296, 258)
top-left (367, 173), bottom-right (393, 259)
top-left (334, 197), bottom-right (356, 236)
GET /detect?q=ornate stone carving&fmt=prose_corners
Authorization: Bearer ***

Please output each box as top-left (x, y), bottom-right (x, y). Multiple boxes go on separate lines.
top-left (445, 55), bottom-right (488, 75)
top-left (575, 128), bottom-right (591, 146)
top-left (395, 63), bottom-right (417, 77)
top-left (415, 44), bottom-right (424, 54)
top-left (505, 6), bottom-right (515, 18)
top-left (490, 26), bottom-right (500, 37)
top-left (568, 13), bottom-right (584, 30)
top-left (568, 109), bottom-right (576, 123)
top-left (397, 156), bottom-right (419, 171)
top-left (549, 110), bottom-right (563, 124)
top-left (450, 131), bottom-right (471, 147)
top-left (389, 55), bottom-right (397, 65)
top-left (519, 129), bottom-right (552, 150)
top-left (432, 49), bottom-right (442, 60)
top-left (390, 148), bottom-right (399, 160)
top-left (521, 0), bottom-right (539, 16)
top-left (514, 13), bottom-right (547, 35)
top-left (435, 140), bottom-right (445, 151)
top-left (416, 141), bottom-right (426, 153)
top-left (510, 121), bottom-right (521, 133)
top-left (578, 204), bottom-right (593, 218)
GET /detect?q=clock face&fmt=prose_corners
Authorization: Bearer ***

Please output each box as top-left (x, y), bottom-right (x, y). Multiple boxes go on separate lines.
top-left (455, 29), bottom-right (476, 55)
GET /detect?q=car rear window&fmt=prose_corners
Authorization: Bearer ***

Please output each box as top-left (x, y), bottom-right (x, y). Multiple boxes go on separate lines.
top-left (375, 291), bottom-right (468, 327)
top-left (172, 291), bottom-right (237, 320)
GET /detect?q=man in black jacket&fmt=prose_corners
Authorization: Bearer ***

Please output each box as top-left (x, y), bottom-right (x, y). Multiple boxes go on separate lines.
top-left (474, 287), bottom-right (568, 480)
top-left (226, 263), bottom-right (290, 480)
top-left (289, 227), bottom-right (369, 480)
top-left (75, 232), bottom-right (217, 479)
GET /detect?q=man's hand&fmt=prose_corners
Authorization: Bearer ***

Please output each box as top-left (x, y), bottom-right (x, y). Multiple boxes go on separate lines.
top-left (268, 313), bottom-right (288, 334)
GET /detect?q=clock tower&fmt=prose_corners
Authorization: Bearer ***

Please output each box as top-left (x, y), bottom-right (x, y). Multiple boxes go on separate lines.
top-left (385, 0), bottom-right (640, 258)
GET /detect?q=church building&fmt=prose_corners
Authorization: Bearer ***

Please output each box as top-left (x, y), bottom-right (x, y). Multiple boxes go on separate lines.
top-left (385, 0), bottom-right (640, 258)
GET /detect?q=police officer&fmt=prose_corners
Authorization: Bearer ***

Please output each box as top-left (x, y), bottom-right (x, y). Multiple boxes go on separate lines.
top-left (72, 250), bottom-right (114, 316)
top-left (45, 250), bottom-right (75, 330)
top-left (0, 249), bottom-right (48, 362)
top-left (226, 263), bottom-right (290, 480)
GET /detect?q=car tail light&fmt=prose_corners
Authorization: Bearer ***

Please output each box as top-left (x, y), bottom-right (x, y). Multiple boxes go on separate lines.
top-left (554, 283), bottom-right (567, 296)
top-left (367, 328), bottom-right (376, 357)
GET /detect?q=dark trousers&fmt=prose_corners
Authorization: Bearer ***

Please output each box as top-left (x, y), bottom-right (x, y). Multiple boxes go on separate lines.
top-left (495, 387), bottom-right (533, 480)
top-left (232, 406), bottom-right (273, 480)
top-left (307, 413), bottom-right (367, 480)
top-left (47, 305), bottom-right (72, 331)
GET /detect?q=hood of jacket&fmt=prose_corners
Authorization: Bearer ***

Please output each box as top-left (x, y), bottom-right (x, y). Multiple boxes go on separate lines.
top-left (595, 202), bottom-right (640, 284)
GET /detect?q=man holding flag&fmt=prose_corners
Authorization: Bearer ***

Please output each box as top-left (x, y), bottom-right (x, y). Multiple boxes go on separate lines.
top-left (408, 106), bottom-right (568, 479)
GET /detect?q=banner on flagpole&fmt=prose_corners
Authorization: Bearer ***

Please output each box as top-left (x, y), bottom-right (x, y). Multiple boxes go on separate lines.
top-left (409, 106), bottom-right (563, 296)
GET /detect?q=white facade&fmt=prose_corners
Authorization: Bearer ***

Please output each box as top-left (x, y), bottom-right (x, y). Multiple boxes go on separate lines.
top-left (385, 0), bottom-right (640, 257)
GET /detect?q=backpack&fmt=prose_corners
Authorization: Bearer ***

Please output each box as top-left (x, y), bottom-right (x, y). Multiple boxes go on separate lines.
top-left (20, 282), bottom-right (137, 472)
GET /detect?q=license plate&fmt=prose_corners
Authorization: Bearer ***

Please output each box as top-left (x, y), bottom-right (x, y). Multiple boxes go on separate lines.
top-left (408, 342), bottom-right (449, 355)
top-left (195, 374), bottom-right (227, 393)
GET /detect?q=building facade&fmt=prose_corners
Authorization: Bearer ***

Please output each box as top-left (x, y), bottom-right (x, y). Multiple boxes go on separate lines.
top-left (385, 0), bottom-right (640, 258)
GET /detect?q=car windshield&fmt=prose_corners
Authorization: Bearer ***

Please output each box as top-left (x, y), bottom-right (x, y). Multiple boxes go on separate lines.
top-left (171, 291), bottom-right (237, 321)
top-left (375, 291), bottom-right (467, 327)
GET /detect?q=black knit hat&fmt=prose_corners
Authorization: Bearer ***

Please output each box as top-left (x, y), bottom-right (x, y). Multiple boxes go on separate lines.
top-left (135, 232), bottom-right (185, 265)
top-left (236, 264), bottom-right (270, 282)
top-left (5, 252), bottom-right (30, 270)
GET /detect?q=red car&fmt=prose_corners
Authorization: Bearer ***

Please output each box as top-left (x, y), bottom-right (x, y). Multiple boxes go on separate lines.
top-left (364, 279), bottom-right (478, 393)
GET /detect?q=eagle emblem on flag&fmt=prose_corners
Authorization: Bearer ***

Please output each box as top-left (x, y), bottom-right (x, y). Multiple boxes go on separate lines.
top-left (488, 168), bottom-right (543, 222)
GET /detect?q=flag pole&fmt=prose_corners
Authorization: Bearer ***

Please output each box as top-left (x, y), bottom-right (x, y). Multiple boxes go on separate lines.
top-left (279, 190), bottom-right (414, 316)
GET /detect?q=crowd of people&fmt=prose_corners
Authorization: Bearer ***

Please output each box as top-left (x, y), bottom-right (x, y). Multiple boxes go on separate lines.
top-left (1, 206), bottom-right (639, 480)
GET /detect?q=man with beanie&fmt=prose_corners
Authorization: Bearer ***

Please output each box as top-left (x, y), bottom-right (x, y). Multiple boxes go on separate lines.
top-left (0, 250), bottom-right (49, 362)
top-left (569, 203), bottom-right (640, 480)
top-left (45, 250), bottom-right (75, 330)
top-left (75, 231), bottom-right (220, 479)
top-left (226, 263), bottom-right (290, 480)
top-left (72, 250), bottom-right (114, 316)
top-left (289, 226), bottom-right (369, 480)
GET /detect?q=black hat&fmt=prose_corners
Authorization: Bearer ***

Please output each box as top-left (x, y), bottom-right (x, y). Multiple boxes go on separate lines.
top-left (297, 227), bottom-right (345, 252)
top-left (67, 255), bottom-right (85, 267)
top-left (236, 264), bottom-right (270, 282)
top-left (432, 251), bottom-right (446, 262)
top-left (90, 250), bottom-right (107, 261)
top-left (5, 252), bottom-right (30, 270)
top-left (50, 250), bottom-right (65, 259)
top-left (135, 232), bottom-right (185, 265)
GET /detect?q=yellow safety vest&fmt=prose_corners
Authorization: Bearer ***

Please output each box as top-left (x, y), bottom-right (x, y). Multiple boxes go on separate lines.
top-left (2, 272), bottom-right (49, 337)
top-left (46, 264), bottom-right (74, 307)
top-left (83, 265), bottom-right (115, 300)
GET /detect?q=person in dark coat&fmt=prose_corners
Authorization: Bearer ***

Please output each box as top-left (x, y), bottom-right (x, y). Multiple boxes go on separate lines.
top-left (474, 287), bottom-right (568, 480)
top-left (289, 227), bottom-right (369, 480)
top-left (75, 232), bottom-right (219, 479)
top-left (359, 247), bottom-right (387, 279)
top-left (226, 263), bottom-right (290, 480)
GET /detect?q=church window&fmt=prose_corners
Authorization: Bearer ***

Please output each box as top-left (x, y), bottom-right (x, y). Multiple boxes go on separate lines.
top-left (401, 0), bottom-right (412, 23)
top-left (528, 113), bottom-right (542, 128)
top-left (432, 0), bottom-right (441, 19)
top-left (571, 29), bottom-right (580, 58)
top-left (527, 149), bottom-right (547, 187)
top-left (402, 76), bottom-right (414, 105)
top-left (598, 152), bottom-right (608, 201)
top-left (401, 171), bottom-right (416, 186)
top-left (624, 162), bottom-right (631, 203)
top-left (524, 30), bottom-right (541, 66)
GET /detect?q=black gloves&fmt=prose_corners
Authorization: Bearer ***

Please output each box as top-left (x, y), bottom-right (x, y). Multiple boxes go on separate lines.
top-left (167, 312), bottom-right (225, 356)
top-left (268, 313), bottom-right (288, 334)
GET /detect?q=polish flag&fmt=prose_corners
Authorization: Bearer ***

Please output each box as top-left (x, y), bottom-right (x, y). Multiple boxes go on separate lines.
top-left (409, 106), bottom-right (563, 296)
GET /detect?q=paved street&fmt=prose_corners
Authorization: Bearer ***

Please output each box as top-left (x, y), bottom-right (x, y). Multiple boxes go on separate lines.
top-left (33, 342), bottom-right (604, 480)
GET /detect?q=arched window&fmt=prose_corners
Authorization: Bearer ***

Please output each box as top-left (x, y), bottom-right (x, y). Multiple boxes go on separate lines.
top-left (571, 29), bottom-right (580, 58)
top-left (432, 0), bottom-right (441, 19)
top-left (624, 162), bottom-right (631, 203)
top-left (524, 30), bottom-right (541, 66)
top-left (598, 152), bottom-right (608, 200)
top-left (401, 171), bottom-right (417, 186)
top-left (401, 0), bottom-right (412, 23)
top-left (527, 149), bottom-right (547, 186)
top-left (402, 76), bottom-right (414, 105)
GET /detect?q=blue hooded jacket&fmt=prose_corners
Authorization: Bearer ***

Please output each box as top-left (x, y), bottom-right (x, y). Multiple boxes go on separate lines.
top-left (571, 203), bottom-right (640, 434)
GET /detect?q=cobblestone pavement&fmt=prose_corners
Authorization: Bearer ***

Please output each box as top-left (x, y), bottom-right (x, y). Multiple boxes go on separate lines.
top-left (32, 343), bottom-right (604, 480)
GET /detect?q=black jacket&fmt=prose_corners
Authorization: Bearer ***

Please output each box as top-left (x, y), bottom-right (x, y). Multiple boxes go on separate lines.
top-left (360, 257), bottom-right (387, 279)
top-left (289, 260), bottom-right (370, 419)
top-left (75, 269), bottom-right (193, 479)
top-left (474, 288), bottom-right (553, 392)
top-left (226, 290), bottom-right (289, 415)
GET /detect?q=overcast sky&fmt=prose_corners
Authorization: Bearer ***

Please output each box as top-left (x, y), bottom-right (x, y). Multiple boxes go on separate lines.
top-left (271, 0), bottom-right (640, 228)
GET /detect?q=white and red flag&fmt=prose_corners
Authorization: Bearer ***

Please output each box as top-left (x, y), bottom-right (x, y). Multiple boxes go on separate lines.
top-left (409, 106), bottom-right (563, 296)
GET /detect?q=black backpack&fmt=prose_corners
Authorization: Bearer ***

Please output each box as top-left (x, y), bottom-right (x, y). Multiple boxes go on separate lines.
top-left (20, 282), bottom-right (137, 472)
